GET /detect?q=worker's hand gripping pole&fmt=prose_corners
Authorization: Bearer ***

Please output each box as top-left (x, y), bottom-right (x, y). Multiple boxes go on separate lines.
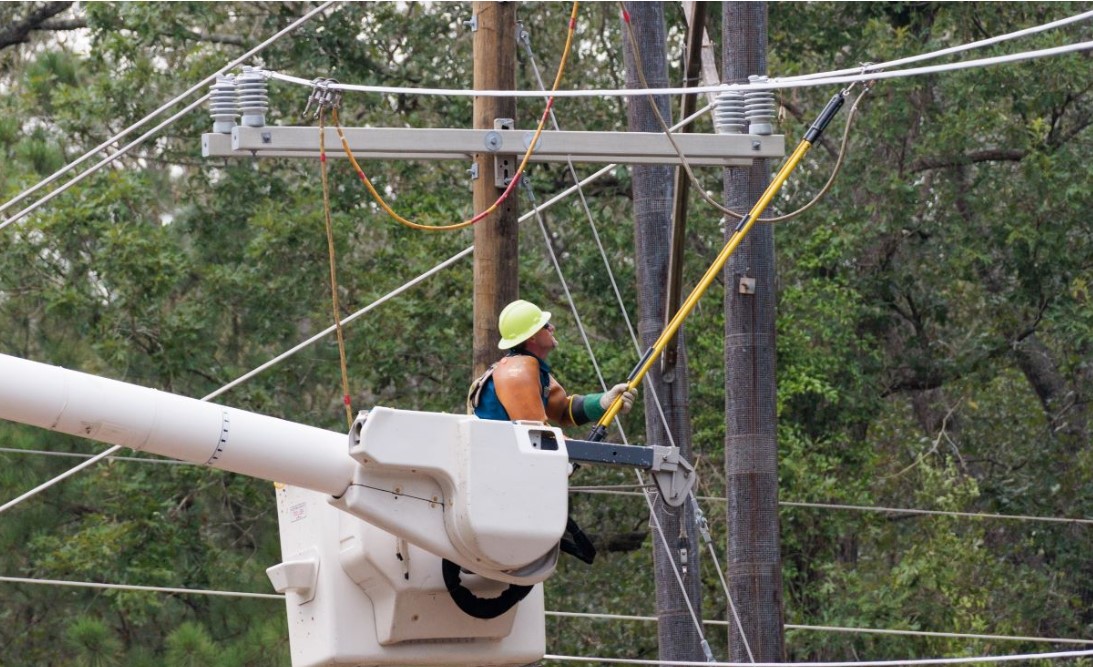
top-left (587, 90), bottom-right (848, 443)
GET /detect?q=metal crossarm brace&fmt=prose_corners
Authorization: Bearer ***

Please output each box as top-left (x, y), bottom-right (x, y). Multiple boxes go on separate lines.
top-left (565, 439), bottom-right (696, 506)
top-left (203, 126), bottom-right (784, 166)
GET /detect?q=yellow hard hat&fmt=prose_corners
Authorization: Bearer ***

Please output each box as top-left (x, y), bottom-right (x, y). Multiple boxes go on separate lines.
top-left (498, 299), bottom-right (551, 350)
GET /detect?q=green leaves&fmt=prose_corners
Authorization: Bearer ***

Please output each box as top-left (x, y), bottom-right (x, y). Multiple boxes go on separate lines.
top-left (1, 1), bottom-right (1091, 663)
top-left (67, 616), bottom-right (123, 667)
top-left (164, 622), bottom-right (218, 667)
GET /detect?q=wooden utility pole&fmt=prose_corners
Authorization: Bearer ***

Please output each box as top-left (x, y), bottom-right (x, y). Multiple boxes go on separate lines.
top-left (722, 2), bottom-right (786, 662)
top-left (471, 1), bottom-right (519, 377)
top-left (622, 2), bottom-right (705, 663)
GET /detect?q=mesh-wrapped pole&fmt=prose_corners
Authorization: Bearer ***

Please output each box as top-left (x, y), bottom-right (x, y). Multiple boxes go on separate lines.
top-left (622, 2), bottom-right (705, 663)
top-left (722, 2), bottom-right (787, 662)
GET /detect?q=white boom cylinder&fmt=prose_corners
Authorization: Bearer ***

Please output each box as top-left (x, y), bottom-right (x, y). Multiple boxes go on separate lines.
top-left (0, 354), bottom-right (354, 496)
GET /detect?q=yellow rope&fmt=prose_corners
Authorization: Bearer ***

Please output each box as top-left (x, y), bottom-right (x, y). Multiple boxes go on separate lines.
top-left (334, 1), bottom-right (581, 232)
top-left (318, 108), bottom-right (355, 428)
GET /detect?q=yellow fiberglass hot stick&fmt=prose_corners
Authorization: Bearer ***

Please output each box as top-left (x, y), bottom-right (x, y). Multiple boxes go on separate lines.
top-left (586, 89), bottom-right (848, 443)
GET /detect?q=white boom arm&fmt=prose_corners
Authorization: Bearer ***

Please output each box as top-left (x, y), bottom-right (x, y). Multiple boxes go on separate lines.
top-left (0, 353), bottom-right (355, 495)
top-left (0, 353), bottom-right (567, 583)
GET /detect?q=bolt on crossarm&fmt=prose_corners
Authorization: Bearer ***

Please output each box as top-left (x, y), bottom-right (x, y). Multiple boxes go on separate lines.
top-left (587, 89), bottom-right (847, 442)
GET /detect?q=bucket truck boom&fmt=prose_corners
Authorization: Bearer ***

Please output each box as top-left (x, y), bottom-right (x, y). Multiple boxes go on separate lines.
top-left (0, 353), bottom-right (695, 666)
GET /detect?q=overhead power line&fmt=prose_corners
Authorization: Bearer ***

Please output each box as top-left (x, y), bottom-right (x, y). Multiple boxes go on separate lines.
top-left (542, 648), bottom-right (1093, 667)
top-left (5, 449), bottom-right (1088, 528)
top-left (0, 447), bottom-right (190, 465)
top-left (546, 611), bottom-right (1093, 646)
top-left (0, 575), bottom-right (282, 600)
top-left (0, 445), bottom-right (121, 515)
top-left (571, 488), bottom-right (1093, 527)
top-left (0, 95), bottom-right (210, 233)
top-left (4, 576), bottom-right (1089, 648)
top-left (0, 93), bottom-right (699, 514)
top-left (264, 38), bottom-right (1093, 98)
top-left (778, 500), bottom-right (1093, 527)
top-left (0, 1), bottom-right (338, 229)
top-left (779, 8), bottom-right (1093, 83)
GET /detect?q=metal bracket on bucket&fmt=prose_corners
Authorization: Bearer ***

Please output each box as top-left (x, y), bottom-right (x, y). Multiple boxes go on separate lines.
top-left (564, 440), bottom-right (697, 507)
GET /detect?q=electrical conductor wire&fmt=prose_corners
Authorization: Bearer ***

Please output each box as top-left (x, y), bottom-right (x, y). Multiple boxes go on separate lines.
top-left (546, 611), bottom-right (1093, 646)
top-left (2, 573), bottom-right (1090, 647)
top-left (3, 573), bottom-right (1088, 647)
top-left (0, 1), bottom-right (338, 229)
top-left (621, 3), bottom-right (871, 223)
top-left (0, 94), bottom-right (211, 233)
top-left (332, 1), bottom-right (580, 232)
top-left (520, 23), bottom-right (753, 654)
top-left (517, 29), bottom-right (728, 658)
top-left (263, 38), bottom-right (1093, 99)
top-left (523, 160), bottom-right (729, 664)
top-left (573, 487), bottom-right (1093, 526)
top-left (776, 8), bottom-right (1093, 83)
top-left (542, 649), bottom-right (1093, 667)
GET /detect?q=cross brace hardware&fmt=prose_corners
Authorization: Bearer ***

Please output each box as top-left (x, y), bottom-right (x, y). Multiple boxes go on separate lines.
top-left (202, 126), bottom-right (785, 166)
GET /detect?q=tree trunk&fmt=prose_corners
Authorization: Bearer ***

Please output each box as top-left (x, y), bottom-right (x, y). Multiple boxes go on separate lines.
top-left (1013, 333), bottom-right (1090, 452)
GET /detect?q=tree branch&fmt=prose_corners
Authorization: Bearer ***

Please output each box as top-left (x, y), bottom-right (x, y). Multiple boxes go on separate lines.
top-left (1011, 333), bottom-right (1088, 447)
top-left (37, 17), bottom-right (86, 31)
top-left (909, 149), bottom-right (1026, 173)
top-left (186, 30), bottom-right (245, 47)
top-left (881, 372), bottom-right (946, 397)
top-left (0, 2), bottom-right (75, 50)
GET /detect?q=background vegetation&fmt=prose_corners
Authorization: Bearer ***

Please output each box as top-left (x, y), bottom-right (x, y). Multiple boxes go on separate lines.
top-left (0, 2), bottom-right (1090, 665)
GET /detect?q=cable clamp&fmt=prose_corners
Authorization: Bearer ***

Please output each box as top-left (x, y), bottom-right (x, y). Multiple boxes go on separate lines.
top-left (303, 77), bottom-right (342, 120)
top-left (519, 173), bottom-right (536, 202)
top-left (841, 62), bottom-right (876, 97)
top-left (689, 494), bottom-right (714, 545)
top-left (857, 62), bottom-right (882, 95)
top-left (700, 639), bottom-right (716, 663)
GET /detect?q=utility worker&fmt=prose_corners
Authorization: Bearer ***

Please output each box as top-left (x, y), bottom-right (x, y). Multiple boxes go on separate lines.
top-left (470, 299), bottom-right (637, 426)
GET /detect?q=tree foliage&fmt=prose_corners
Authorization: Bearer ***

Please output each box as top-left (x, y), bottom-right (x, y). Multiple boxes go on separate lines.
top-left (0, 1), bottom-right (1090, 664)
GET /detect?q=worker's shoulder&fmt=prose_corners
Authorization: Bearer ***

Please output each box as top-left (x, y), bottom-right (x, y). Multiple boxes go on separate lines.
top-left (495, 354), bottom-right (540, 376)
